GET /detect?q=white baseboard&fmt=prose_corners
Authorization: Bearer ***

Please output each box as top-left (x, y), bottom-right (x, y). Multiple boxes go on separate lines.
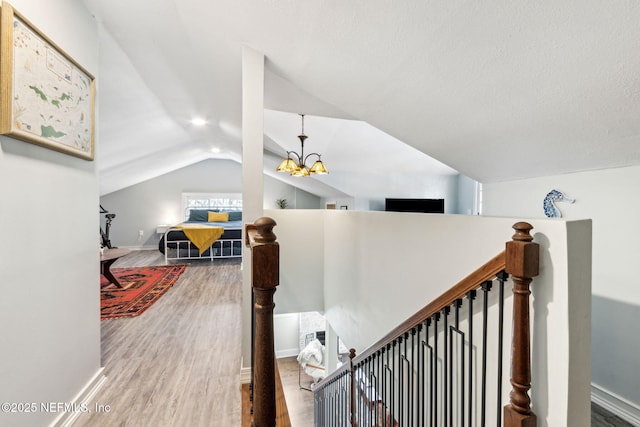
top-left (239, 349), bottom-right (299, 384)
top-left (240, 367), bottom-right (252, 384)
top-left (119, 245), bottom-right (157, 251)
top-left (592, 383), bottom-right (640, 426)
top-left (51, 368), bottom-right (107, 427)
top-left (276, 348), bottom-right (300, 359)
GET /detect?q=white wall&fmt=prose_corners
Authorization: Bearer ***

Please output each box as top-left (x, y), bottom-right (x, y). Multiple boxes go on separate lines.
top-left (456, 174), bottom-right (479, 215)
top-left (482, 164), bottom-right (640, 423)
top-left (274, 313), bottom-right (301, 358)
top-left (0, 1), bottom-right (101, 425)
top-left (267, 209), bottom-right (592, 426)
top-left (100, 159), bottom-right (242, 248)
top-left (264, 181), bottom-right (321, 210)
top-left (266, 210), bottom-right (325, 315)
top-left (321, 173), bottom-right (470, 213)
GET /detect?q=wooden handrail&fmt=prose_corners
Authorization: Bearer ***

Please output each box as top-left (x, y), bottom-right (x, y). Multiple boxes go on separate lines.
top-left (320, 249), bottom-right (507, 387)
top-left (315, 221), bottom-right (540, 427)
top-left (246, 217), bottom-right (279, 427)
top-left (357, 249), bottom-right (507, 365)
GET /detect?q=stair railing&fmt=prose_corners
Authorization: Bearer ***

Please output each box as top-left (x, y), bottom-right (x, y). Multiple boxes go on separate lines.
top-left (314, 222), bottom-right (539, 427)
top-left (246, 217), bottom-right (280, 427)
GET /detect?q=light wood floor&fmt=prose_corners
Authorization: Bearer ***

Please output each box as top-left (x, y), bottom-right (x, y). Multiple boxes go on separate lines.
top-left (73, 250), bottom-right (627, 427)
top-left (74, 251), bottom-right (243, 427)
top-left (591, 403), bottom-right (636, 427)
top-left (277, 357), bottom-right (315, 427)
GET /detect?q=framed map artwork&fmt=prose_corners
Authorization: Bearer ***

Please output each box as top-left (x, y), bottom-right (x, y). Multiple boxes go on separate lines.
top-left (0, 3), bottom-right (95, 160)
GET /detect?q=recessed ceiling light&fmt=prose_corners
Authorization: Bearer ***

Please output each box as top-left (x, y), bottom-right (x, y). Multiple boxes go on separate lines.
top-left (190, 118), bottom-right (207, 126)
top-left (210, 147), bottom-right (221, 154)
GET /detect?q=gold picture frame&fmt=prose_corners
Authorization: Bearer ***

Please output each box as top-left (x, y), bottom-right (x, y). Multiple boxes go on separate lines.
top-left (0, 3), bottom-right (95, 160)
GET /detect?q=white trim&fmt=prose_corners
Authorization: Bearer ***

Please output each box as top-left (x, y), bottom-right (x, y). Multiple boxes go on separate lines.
top-left (118, 245), bottom-right (157, 251)
top-left (240, 367), bottom-right (252, 384)
top-left (182, 192), bottom-right (243, 220)
top-left (51, 368), bottom-right (107, 427)
top-left (592, 383), bottom-right (640, 426)
top-left (276, 348), bottom-right (300, 359)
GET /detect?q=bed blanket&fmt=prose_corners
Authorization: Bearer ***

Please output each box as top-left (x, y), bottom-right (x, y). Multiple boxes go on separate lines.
top-left (174, 223), bottom-right (224, 255)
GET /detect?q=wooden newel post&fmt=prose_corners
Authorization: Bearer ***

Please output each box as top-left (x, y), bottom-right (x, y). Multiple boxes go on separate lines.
top-left (504, 222), bottom-right (539, 427)
top-left (249, 217), bottom-right (279, 427)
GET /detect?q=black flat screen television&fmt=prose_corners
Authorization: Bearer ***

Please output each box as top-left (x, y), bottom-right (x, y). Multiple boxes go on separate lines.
top-left (384, 198), bottom-right (444, 213)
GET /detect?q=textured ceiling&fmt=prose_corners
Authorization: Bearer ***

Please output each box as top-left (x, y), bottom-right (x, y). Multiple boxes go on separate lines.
top-left (82, 0), bottom-right (640, 196)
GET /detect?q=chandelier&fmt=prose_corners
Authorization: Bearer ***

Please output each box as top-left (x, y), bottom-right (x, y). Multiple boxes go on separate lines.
top-left (276, 114), bottom-right (328, 177)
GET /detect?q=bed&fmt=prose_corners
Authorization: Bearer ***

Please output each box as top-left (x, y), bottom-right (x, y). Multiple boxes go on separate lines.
top-left (158, 208), bottom-right (243, 263)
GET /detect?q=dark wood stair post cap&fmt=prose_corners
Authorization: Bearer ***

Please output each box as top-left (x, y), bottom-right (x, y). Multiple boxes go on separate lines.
top-left (506, 222), bottom-right (539, 279)
top-left (254, 217), bottom-right (277, 243)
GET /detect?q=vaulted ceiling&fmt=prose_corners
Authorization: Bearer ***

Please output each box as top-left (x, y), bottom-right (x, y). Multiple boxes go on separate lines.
top-left (82, 0), bottom-right (640, 197)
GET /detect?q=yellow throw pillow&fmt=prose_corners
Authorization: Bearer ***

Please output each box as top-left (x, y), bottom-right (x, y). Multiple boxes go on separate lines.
top-left (208, 212), bottom-right (229, 222)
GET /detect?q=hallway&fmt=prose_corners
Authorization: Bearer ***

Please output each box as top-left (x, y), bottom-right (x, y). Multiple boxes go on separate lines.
top-left (74, 252), bottom-right (242, 426)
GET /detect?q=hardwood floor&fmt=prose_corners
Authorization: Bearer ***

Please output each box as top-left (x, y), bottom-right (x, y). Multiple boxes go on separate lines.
top-left (591, 402), bottom-right (636, 427)
top-left (277, 357), bottom-right (315, 427)
top-left (74, 251), bottom-right (243, 427)
top-left (73, 250), bottom-right (631, 426)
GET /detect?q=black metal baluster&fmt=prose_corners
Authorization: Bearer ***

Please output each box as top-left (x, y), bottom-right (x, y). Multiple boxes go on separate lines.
top-left (332, 378), bottom-right (336, 427)
top-left (359, 362), bottom-right (364, 427)
top-left (328, 382), bottom-right (332, 427)
top-left (496, 270), bottom-right (508, 427)
top-left (370, 370), bottom-right (377, 427)
top-left (481, 280), bottom-right (493, 427)
top-left (384, 344), bottom-right (390, 427)
top-left (364, 360), bottom-right (368, 427)
top-left (433, 312), bottom-right (439, 427)
top-left (338, 375), bottom-right (342, 427)
top-left (417, 323), bottom-right (424, 427)
top-left (411, 327), bottom-right (416, 427)
top-left (398, 336), bottom-right (403, 427)
top-left (358, 364), bottom-right (363, 426)
top-left (405, 332), bottom-right (410, 427)
top-left (460, 299), bottom-right (466, 427)
top-left (449, 303), bottom-right (455, 426)
top-left (404, 332), bottom-right (409, 426)
top-left (328, 380), bottom-right (332, 427)
top-left (386, 351), bottom-right (392, 427)
top-left (450, 298), bottom-right (465, 427)
top-left (467, 289), bottom-right (476, 426)
top-left (373, 353), bottom-right (379, 427)
top-left (345, 376), bottom-right (349, 427)
top-left (424, 318), bottom-right (434, 427)
top-left (392, 340), bottom-right (397, 425)
top-left (336, 380), bottom-right (342, 426)
top-left (360, 377), bottom-right (367, 426)
top-left (320, 383), bottom-right (324, 427)
top-left (370, 357), bottom-right (374, 426)
top-left (443, 306), bottom-right (449, 427)
top-left (335, 387), bottom-right (340, 427)
top-left (382, 346), bottom-right (388, 427)
top-left (338, 377), bottom-right (342, 427)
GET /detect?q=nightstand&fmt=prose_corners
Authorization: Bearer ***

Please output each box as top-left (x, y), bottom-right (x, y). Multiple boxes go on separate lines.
top-left (156, 224), bottom-right (172, 234)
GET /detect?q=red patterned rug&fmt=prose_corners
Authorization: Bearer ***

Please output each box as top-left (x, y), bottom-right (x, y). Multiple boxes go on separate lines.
top-left (101, 265), bottom-right (187, 319)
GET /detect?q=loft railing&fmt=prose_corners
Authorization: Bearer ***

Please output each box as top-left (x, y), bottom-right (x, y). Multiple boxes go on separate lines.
top-left (314, 222), bottom-right (539, 427)
top-left (246, 217), bottom-right (280, 427)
